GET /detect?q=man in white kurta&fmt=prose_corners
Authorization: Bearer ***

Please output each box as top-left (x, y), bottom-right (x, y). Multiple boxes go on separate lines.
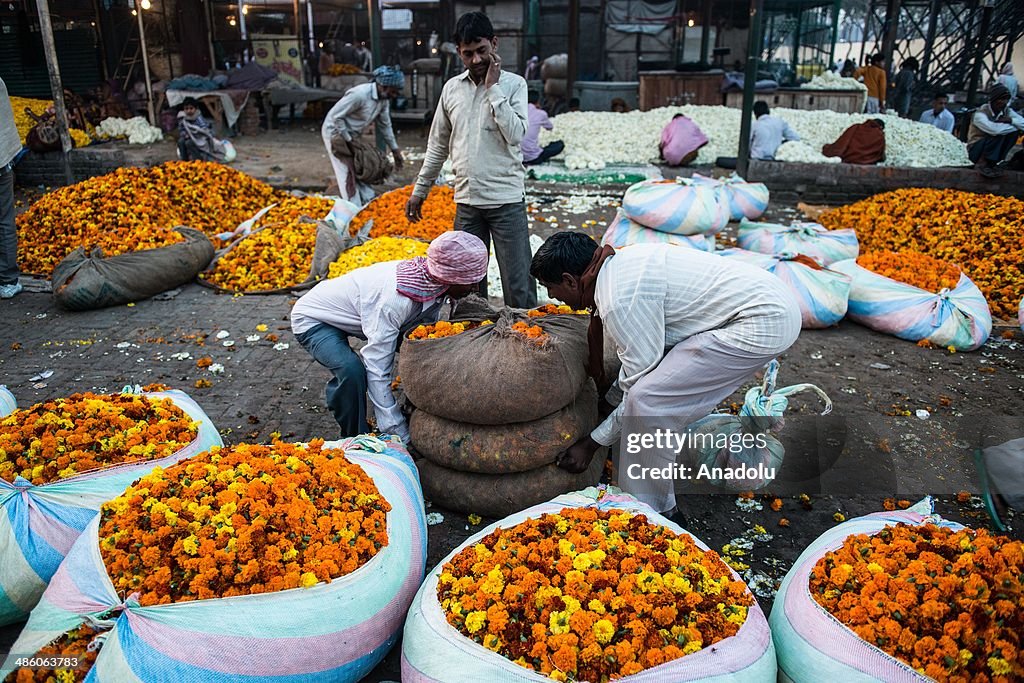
top-left (531, 234), bottom-right (802, 514)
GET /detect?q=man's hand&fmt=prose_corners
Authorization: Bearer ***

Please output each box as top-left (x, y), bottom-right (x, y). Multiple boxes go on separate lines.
top-left (485, 54), bottom-right (501, 89)
top-left (392, 148), bottom-right (404, 171)
top-left (555, 435), bottom-right (601, 474)
top-left (405, 194), bottom-right (424, 222)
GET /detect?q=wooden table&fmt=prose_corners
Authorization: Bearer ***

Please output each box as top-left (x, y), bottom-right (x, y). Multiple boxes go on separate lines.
top-left (725, 88), bottom-right (865, 114)
top-left (638, 70), bottom-right (725, 110)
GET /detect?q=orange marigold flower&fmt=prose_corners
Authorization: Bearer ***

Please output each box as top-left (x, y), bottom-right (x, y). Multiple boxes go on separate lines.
top-left (856, 250), bottom-right (962, 293)
top-left (350, 185), bottom-right (456, 242)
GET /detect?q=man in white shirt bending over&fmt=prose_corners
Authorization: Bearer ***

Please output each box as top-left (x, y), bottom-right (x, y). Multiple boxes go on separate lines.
top-left (291, 232), bottom-right (488, 445)
top-left (405, 11), bottom-right (537, 309)
top-left (918, 92), bottom-right (955, 134)
top-left (531, 233), bottom-right (801, 518)
top-left (750, 101), bottom-right (800, 160)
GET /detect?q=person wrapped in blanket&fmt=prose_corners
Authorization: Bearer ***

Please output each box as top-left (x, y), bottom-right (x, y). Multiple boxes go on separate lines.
top-left (177, 97), bottom-right (232, 163)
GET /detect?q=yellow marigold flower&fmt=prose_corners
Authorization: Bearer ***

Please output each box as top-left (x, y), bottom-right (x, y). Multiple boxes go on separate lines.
top-left (593, 618), bottom-right (615, 644)
top-left (182, 535), bottom-right (199, 555)
top-left (988, 657), bottom-right (1012, 675)
top-left (588, 599), bottom-right (606, 614)
top-left (299, 572), bottom-right (319, 589)
top-left (549, 610), bottom-right (570, 635)
top-left (465, 610), bottom-right (487, 633)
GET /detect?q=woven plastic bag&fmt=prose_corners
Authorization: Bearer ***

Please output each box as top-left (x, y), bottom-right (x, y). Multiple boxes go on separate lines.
top-left (0, 387), bottom-right (222, 626)
top-left (770, 499), bottom-right (961, 682)
top-left (2, 435), bottom-right (426, 682)
top-left (832, 259), bottom-right (992, 351)
top-left (688, 360), bottom-right (833, 491)
top-left (737, 219), bottom-right (858, 266)
top-left (692, 173), bottom-right (769, 221)
top-left (601, 209), bottom-right (715, 251)
top-left (622, 178), bottom-right (730, 236)
top-left (0, 386), bottom-right (14, 418)
top-left (719, 248), bottom-right (851, 329)
top-left (402, 487), bottom-right (777, 682)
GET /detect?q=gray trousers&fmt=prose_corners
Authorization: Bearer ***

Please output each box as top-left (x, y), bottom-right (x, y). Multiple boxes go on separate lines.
top-left (0, 165), bottom-right (16, 286)
top-left (455, 202), bottom-right (537, 309)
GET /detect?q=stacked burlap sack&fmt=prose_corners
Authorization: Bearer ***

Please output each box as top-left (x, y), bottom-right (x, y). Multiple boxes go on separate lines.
top-left (400, 303), bottom-right (604, 518)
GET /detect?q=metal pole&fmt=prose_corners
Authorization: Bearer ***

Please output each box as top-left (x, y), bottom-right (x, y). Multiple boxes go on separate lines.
top-left (699, 0), bottom-right (711, 65)
top-left (206, 0), bottom-right (217, 71)
top-left (90, 0), bottom-right (110, 80)
top-left (568, 0), bottom-right (579, 98)
top-left (919, 0), bottom-right (940, 82)
top-left (828, 0), bottom-right (841, 67)
top-left (737, 0), bottom-right (764, 177)
top-left (307, 0), bottom-right (315, 54)
top-left (135, 0), bottom-right (156, 124)
top-left (791, 8), bottom-right (802, 78)
top-left (368, 0), bottom-right (381, 66)
top-left (966, 0), bottom-right (994, 106)
top-left (880, 0), bottom-right (900, 72)
top-left (33, 0), bottom-right (75, 184)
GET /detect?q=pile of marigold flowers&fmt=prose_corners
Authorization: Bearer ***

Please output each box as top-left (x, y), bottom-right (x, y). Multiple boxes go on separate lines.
top-left (527, 304), bottom-right (589, 317)
top-left (408, 320), bottom-right (493, 340)
top-left (820, 189), bottom-right (1024, 318)
top-left (511, 321), bottom-right (547, 342)
top-left (809, 523), bottom-right (1023, 681)
top-left (7, 623), bottom-right (101, 683)
top-left (437, 507), bottom-right (753, 682)
top-left (0, 392), bottom-right (199, 486)
top-left (856, 250), bottom-right (962, 292)
top-left (350, 185), bottom-right (456, 241)
top-left (97, 440), bottom-right (390, 605)
top-left (201, 195), bottom-right (334, 292)
top-left (11, 96), bottom-right (92, 148)
top-left (329, 236), bottom-right (429, 279)
top-left (327, 63), bottom-right (362, 76)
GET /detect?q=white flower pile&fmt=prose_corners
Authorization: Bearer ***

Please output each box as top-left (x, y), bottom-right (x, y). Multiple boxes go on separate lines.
top-left (95, 116), bottom-right (163, 145)
top-left (539, 106), bottom-right (971, 168)
top-left (774, 140), bottom-right (840, 164)
top-left (488, 234), bottom-right (556, 304)
top-left (800, 71), bottom-right (867, 92)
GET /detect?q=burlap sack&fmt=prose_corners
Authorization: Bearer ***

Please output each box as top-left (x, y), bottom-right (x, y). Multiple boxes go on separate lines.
top-left (399, 308), bottom-right (590, 425)
top-left (417, 450), bottom-right (606, 518)
top-left (411, 381), bottom-right (597, 474)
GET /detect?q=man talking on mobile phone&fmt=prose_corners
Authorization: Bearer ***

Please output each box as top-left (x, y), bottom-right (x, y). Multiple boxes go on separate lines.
top-left (405, 11), bottom-right (537, 309)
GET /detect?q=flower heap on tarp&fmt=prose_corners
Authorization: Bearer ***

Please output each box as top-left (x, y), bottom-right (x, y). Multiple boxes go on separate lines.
top-left (10, 96), bottom-right (92, 148)
top-left (0, 392), bottom-right (199, 485)
top-left (408, 320), bottom-right (494, 339)
top-left (820, 189), bottom-right (1024, 319)
top-left (329, 236), bottom-right (430, 279)
top-left (856, 251), bottom-right (962, 293)
top-left (437, 507), bottom-right (753, 682)
top-left (349, 185), bottom-right (456, 241)
top-left (201, 196), bottom-right (335, 292)
top-left (808, 523), bottom-right (1023, 681)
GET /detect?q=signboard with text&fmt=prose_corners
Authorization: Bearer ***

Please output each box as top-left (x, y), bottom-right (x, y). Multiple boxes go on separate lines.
top-left (251, 34), bottom-right (303, 86)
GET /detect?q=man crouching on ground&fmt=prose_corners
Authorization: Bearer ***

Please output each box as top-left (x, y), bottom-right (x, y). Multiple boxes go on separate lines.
top-left (530, 233), bottom-right (801, 517)
top-left (291, 231), bottom-right (488, 446)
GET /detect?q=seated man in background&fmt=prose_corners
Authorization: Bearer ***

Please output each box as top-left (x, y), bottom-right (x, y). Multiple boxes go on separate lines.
top-left (822, 118), bottom-right (886, 164)
top-left (967, 84), bottom-right (1024, 178)
top-left (522, 90), bottom-right (564, 166)
top-left (750, 101), bottom-right (800, 160)
top-left (659, 113), bottom-right (708, 166)
top-left (918, 92), bottom-right (955, 133)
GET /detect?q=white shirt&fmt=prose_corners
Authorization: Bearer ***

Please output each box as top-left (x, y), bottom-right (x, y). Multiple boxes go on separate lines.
top-left (291, 261), bottom-right (441, 442)
top-left (322, 82), bottom-right (399, 150)
top-left (970, 104), bottom-right (1024, 138)
top-left (591, 245), bottom-right (801, 446)
top-left (0, 78), bottom-right (20, 168)
top-left (918, 108), bottom-right (955, 133)
top-left (750, 114), bottom-right (800, 160)
top-left (413, 70), bottom-right (528, 206)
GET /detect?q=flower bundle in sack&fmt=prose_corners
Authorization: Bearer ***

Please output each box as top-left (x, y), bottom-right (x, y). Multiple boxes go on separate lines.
top-left (692, 173), bottom-right (769, 221)
top-left (737, 218), bottom-right (858, 266)
top-left (621, 178), bottom-right (730, 237)
top-left (688, 360), bottom-right (833, 491)
top-left (3, 435), bottom-right (426, 682)
top-left (0, 386), bottom-right (220, 626)
top-left (600, 209), bottom-right (714, 252)
top-left (832, 251), bottom-right (992, 351)
top-left (719, 248), bottom-right (851, 329)
top-left (403, 487), bottom-right (777, 683)
top-left (770, 498), bottom-right (1022, 682)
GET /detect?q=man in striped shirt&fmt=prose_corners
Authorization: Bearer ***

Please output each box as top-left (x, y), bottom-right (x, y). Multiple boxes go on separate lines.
top-left (531, 234), bottom-right (801, 514)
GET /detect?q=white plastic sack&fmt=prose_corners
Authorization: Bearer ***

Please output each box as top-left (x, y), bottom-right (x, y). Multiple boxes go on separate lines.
top-left (832, 259), bottom-right (992, 351)
top-left (3, 435), bottom-right (426, 682)
top-left (601, 209), bottom-right (714, 251)
top-left (0, 387), bottom-right (222, 626)
top-left (770, 499), bottom-right (961, 682)
top-left (622, 179), bottom-right (730, 236)
top-left (737, 219), bottom-right (858, 266)
top-left (692, 173), bottom-right (769, 221)
top-left (0, 386), bottom-right (14, 418)
top-left (402, 487), bottom-right (777, 682)
top-left (719, 248), bottom-right (851, 328)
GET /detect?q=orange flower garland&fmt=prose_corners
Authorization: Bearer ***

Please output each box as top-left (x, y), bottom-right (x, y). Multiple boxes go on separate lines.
top-left (857, 250), bottom-right (962, 292)
top-left (809, 523), bottom-right (1023, 682)
top-left (98, 440), bottom-right (390, 606)
top-left (349, 185), bottom-right (456, 241)
top-left (527, 304), bottom-right (589, 317)
top-left (408, 320), bottom-right (493, 340)
top-left (0, 393), bottom-right (199, 485)
top-left (437, 508), bottom-right (753, 682)
top-left (820, 189), bottom-right (1024, 318)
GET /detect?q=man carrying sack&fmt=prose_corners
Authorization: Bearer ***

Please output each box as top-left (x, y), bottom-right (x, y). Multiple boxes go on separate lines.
top-left (322, 65), bottom-right (406, 204)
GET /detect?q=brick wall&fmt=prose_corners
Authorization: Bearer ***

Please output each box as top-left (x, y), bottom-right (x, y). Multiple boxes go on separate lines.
top-left (13, 148), bottom-right (133, 187)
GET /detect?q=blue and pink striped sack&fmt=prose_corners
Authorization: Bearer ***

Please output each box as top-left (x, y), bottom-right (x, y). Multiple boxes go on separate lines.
top-left (601, 209), bottom-right (715, 252)
top-left (832, 259), bottom-right (992, 351)
top-left (719, 248), bottom-right (851, 329)
top-left (3, 435), bottom-right (426, 682)
top-left (692, 173), bottom-right (769, 221)
top-left (770, 499), bottom-right (961, 682)
top-left (0, 386), bottom-right (14, 418)
top-left (0, 387), bottom-right (221, 627)
top-left (402, 487), bottom-right (777, 683)
top-left (622, 179), bottom-right (730, 236)
top-left (737, 219), bottom-right (858, 266)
